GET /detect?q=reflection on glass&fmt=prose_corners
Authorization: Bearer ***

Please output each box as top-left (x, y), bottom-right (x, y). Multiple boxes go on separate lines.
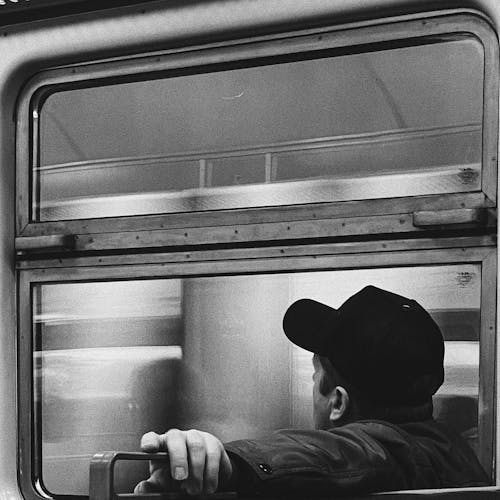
top-left (34, 265), bottom-right (481, 495)
top-left (35, 38), bottom-right (484, 220)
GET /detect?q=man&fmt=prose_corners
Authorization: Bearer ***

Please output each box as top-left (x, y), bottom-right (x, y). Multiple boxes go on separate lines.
top-left (135, 286), bottom-right (490, 496)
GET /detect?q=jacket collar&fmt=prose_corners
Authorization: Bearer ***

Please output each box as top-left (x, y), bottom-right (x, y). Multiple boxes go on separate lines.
top-left (360, 399), bottom-right (434, 423)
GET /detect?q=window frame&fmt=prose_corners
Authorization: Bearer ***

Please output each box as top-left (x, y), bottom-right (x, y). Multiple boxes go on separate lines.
top-left (17, 240), bottom-right (497, 500)
top-left (15, 12), bottom-right (498, 251)
top-left (14, 8), bottom-right (499, 500)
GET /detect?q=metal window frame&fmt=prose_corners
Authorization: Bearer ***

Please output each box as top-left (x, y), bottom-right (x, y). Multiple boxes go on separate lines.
top-left (14, 8), bottom-right (500, 500)
top-left (15, 12), bottom-right (498, 250)
top-left (17, 242), bottom-right (497, 500)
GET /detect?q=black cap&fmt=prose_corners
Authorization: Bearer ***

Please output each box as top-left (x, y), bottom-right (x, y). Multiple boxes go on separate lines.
top-left (283, 286), bottom-right (444, 405)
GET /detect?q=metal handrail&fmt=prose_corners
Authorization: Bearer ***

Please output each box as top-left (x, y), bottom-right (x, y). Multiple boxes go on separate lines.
top-left (89, 452), bottom-right (237, 500)
top-left (37, 123), bottom-right (481, 174)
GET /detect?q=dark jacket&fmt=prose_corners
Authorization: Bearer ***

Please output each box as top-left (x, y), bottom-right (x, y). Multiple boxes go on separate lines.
top-left (225, 419), bottom-right (490, 496)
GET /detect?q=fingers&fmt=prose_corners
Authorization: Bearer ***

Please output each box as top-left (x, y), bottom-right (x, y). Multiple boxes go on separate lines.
top-left (163, 429), bottom-right (189, 481)
top-left (218, 446), bottom-right (234, 489)
top-left (203, 433), bottom-right (222, 494)
top-left (139, 430), bottom-right (185, 492)
top-left (137, 429), bottom-right (229, 495)
top-left (184, 430), bottom-right (207, 495)
top-left (140, 431), bottom-right (162, 453)
top-left (141, 429), bottom-right (189, 481)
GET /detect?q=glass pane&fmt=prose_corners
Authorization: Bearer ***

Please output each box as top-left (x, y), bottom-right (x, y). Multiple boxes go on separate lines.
top-left (33, 264), bottom-right (482, 495)
top-left (35, 37), bottom-right (484, 220)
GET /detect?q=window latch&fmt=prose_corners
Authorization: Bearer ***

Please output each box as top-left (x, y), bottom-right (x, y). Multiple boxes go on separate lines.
top-left (15, 234), bottom-right (75, 253)
top-left (413, 208), bottom-right (491, 228)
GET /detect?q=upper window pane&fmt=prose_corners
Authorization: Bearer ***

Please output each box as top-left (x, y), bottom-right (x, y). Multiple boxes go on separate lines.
top-left (33, 264), bottom-right (483, 495)
top-left (36, 37), bottom-right (484, 220)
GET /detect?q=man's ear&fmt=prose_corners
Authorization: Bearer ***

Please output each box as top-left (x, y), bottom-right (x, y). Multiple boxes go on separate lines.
top-left (329, 386), bottom-right (350, 422)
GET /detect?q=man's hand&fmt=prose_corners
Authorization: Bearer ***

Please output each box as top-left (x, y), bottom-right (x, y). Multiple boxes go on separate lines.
top-left (134, 429), bottom-right (233, 496)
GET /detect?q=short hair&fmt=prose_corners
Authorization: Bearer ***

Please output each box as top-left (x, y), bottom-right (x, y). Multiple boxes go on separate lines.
top-left (317, 355), bottom-right (360, 399)
top-left (316, 355), bottom-right (433, 423)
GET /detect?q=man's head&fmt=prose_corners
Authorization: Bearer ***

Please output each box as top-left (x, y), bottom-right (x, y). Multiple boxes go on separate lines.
top-left (283, 286), bottom-right (445, 429)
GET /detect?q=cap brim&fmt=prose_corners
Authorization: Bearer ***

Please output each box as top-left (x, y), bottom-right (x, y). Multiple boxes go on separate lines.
top-left (282, 298), bottom-right (339, 355)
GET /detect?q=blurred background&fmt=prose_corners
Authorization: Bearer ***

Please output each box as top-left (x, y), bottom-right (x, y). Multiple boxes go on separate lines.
top-left (34, 265), bottom-right (481, 495)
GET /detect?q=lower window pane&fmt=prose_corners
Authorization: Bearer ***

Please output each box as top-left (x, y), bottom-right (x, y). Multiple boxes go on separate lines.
top-left (33, 264), bottom-right (481, 495)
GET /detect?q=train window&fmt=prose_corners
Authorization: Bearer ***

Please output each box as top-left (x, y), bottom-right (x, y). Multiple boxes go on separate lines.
top-left (20, 254), bottom-right (494, 497)
top-left (15, 12), bottom-right (497, 500)
top-left (33, 38), bottom-right (483, 221)
top-left (16, 11), bottom-right (497, 235)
